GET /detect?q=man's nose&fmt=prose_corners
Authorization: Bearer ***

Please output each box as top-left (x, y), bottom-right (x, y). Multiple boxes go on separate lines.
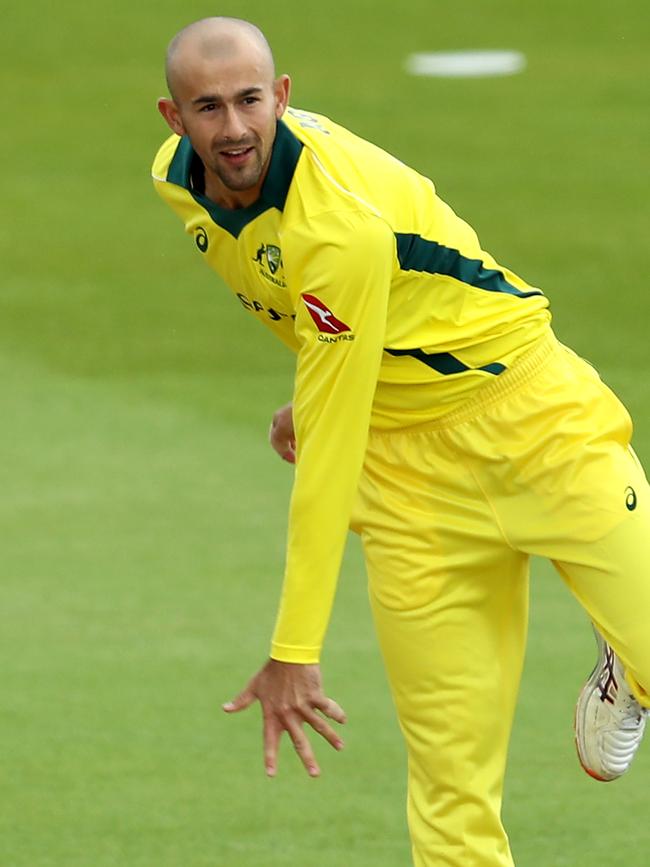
top-left (222, 106), bottom-right (247, 140)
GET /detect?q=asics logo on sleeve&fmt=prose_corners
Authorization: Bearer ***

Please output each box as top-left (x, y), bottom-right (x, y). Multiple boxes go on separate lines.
top-left (302, 294), bottom-right (351, 334)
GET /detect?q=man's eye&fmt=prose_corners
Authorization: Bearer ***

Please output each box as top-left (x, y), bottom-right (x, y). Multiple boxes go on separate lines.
top-left (200, 104), bottom-right (216, 112)
top-left (243, 97), bottom-right (259, 105)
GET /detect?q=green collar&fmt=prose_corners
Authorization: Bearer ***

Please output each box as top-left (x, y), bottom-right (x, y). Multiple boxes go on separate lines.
top-left (166, 120), bottom-right (303, 239)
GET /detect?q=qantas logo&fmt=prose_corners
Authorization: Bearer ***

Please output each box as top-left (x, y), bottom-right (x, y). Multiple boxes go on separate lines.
top-left (302, 294), bottom-right (351, 334)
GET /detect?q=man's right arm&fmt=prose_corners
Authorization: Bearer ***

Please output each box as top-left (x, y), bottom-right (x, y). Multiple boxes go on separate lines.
top-left (270, 209), bottom-right (394, 663)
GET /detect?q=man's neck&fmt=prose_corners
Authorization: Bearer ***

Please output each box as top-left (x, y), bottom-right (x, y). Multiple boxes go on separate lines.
top-left (204, 174), bottom-right (260, 210)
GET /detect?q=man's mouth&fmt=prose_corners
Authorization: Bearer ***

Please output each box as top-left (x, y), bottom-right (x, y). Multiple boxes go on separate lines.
top-left (219, 146), bottom-right (255, 165)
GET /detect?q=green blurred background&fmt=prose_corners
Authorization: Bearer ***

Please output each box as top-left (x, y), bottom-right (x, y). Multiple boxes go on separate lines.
top-left (2, 1), bottom-right (649, 864)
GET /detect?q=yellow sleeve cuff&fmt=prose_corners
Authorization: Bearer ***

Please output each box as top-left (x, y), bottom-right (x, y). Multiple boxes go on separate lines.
top-left (270, 642), bottom-right (321, 664)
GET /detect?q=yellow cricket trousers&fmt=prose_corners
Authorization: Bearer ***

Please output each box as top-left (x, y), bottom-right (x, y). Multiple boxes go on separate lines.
top-left (355, 331), bottom-right (650, 867)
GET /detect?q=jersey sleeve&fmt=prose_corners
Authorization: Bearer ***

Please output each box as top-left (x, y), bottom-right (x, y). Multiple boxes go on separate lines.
top-left (270, 210), bottom-right (395, 663)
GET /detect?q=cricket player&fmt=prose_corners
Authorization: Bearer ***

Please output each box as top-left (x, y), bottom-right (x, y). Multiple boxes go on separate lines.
top-left (152, 17), bottom-right (650, 866)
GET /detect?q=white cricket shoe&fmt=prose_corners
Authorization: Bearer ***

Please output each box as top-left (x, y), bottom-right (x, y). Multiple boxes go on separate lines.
top-left (575, 629), bottom-right (647, 781)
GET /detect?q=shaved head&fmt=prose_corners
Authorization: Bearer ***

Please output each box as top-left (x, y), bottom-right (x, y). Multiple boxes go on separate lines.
top-left (165, 17), bottom-right (275, 101)
top-left (157, 16), bottom-right (290, 209)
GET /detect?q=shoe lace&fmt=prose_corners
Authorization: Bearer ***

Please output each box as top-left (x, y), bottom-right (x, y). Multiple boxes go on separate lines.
top-left (597, 644), bottom-right (618, 705)
top-left (599, 644), bottom-right (647, 727)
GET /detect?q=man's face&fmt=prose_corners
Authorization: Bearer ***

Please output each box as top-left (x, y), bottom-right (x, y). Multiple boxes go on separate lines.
top-left (161, 52), bottom-right (290, 205)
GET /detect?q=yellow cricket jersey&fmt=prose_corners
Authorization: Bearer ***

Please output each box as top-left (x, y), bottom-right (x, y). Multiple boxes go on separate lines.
top-left (152, 107), bottom-right (551, 663)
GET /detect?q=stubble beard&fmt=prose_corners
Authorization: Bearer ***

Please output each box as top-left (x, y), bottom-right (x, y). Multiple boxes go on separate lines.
top-left (211, 145), bottom-right (265, 193)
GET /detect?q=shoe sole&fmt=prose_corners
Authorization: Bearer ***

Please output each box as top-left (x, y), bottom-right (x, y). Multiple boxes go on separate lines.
top-left (574, 629), bottom-right (615, 782)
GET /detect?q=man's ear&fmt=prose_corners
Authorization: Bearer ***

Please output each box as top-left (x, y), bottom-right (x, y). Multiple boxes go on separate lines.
top-left (274, 75), bottom-right (291, 119)
top-left (157, 98), bottom-right (186, 136)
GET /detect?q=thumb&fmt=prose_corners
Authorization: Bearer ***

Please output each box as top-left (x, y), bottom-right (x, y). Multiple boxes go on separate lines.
top-left (223, 686), bottom-right (256, 714)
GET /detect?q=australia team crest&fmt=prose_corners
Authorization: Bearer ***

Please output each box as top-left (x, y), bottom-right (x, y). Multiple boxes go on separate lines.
top-left (252, 242), bottom-right (286, 287)
top-left (265, 244), bottom-right (282, 274)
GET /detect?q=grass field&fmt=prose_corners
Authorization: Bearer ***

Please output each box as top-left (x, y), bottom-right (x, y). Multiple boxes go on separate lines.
top-left (2, 1), bottom-right (650, 864)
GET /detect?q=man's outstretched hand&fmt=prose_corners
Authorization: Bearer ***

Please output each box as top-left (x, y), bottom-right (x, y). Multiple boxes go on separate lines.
top-left (223, 659), bottom-right (346, 777)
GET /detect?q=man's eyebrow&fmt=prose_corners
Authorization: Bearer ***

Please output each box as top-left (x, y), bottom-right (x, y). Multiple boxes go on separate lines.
top-left (191, 86), bottom-right (264, 106)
